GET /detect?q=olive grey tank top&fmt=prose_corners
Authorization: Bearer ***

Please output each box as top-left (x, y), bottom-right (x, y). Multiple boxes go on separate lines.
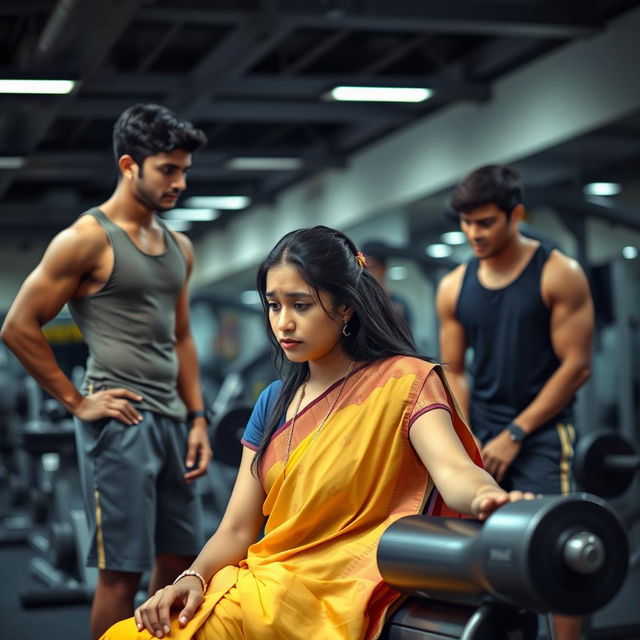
top-left (67, 208), bottom-right (188, 420)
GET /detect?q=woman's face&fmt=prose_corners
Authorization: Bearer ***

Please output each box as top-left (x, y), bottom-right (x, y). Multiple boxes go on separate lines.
top-left (265, 263), bottom-right (348, 364)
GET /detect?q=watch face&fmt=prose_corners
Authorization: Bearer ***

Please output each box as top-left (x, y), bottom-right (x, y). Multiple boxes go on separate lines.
top-left (508, 424), bottom-right (525, 442)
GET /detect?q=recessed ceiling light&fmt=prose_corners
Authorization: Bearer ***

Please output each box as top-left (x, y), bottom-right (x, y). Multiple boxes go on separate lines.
top-left (0, 156), bottom-right (26, 169)
top-left (441, 231), bottom-right (467, 245)
top-left (582, 182), bottom-right (621, 197)
top-left (329, 86), bottom-right (433, 103)
top-left (387, 266), bottom-right (408, 281)
top-left (163, 208), bottom-right (219, 221)
top-left (622, 245), bottom-right (638, 260)
top-left (0, 79), bottom-right (76, 94)
top-left (184, 196), bottom-right (251, 210)
top-left (426, 243), bottom-right (453, 258)
top-left (163, 219), bottom-right (192, 232)
top-left (225, 157), bottom-right (303, 171)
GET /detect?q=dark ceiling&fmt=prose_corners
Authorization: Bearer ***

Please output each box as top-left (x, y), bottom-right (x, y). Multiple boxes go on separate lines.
top-left (1, 0), bottom-right (639, 241)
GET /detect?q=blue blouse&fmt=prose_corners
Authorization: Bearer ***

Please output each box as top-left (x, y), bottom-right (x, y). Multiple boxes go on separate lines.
top-left (241, 380), bottom-right (283, 450)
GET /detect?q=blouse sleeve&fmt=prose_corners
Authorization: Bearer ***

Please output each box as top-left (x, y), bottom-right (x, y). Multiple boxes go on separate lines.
top-left (408, 367), bottom-right (452, 433)
top-left (240, 380), bottom-right (282, 450)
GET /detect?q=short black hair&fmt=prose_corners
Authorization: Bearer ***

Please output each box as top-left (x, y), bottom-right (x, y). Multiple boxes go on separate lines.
top-left (361, 241), bottom-right (389, 267)
top-left (113, 103), bottom-right (207, 171)
top-left (449, 164), bottom-right (523, 218)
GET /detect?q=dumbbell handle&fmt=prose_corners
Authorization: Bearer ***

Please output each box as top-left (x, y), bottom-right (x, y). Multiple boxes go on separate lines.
top-left (604, 454), bottom-right (640, 472)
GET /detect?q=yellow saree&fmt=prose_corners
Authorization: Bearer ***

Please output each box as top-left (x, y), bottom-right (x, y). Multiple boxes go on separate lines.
top-left (104, 356), bottom-right (480, 640)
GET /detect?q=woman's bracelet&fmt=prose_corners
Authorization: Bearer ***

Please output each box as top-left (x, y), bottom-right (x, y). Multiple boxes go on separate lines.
top-left (172, 569), bottom-right (207, 593)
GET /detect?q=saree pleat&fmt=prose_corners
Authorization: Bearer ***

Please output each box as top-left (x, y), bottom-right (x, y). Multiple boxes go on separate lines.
top-left (102, 356), bottom-right (480, 640)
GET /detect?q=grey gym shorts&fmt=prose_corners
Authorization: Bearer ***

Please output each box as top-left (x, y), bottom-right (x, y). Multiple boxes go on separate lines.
top-left (74, 411), bottom-right (204, 572)
top-left (500, 423), bottom-right (577, 496)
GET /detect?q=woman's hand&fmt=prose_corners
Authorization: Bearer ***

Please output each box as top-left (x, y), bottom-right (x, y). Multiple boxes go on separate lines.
top-left (134, 576), bottom-right (204, 638)
top-left (471, 487), bottom-right (536, 521)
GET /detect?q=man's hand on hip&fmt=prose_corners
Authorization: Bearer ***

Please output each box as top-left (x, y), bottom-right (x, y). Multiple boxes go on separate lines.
top-left (73, 388), bottom-right (143, 425)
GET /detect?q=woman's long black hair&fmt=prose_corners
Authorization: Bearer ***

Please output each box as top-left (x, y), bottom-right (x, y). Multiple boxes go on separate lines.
top-left (252, 225), bottom-right (434, 472)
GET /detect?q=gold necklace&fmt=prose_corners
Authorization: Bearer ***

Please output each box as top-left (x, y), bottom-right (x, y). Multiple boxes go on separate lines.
top-left (282, 361), bottom-right (356, 476)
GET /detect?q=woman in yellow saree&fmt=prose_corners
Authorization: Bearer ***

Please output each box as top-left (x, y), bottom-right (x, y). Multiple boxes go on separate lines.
top-left (103, 226), bottom-right (532, 640)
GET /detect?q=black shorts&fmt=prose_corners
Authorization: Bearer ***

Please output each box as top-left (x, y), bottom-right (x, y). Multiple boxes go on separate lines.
top-left (480, 422), bottom-right (576, 495)
top-left (74, 411), bottom-right (204, 572)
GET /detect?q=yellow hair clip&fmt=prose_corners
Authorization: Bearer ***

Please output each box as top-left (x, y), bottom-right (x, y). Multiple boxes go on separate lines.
top-left (355, 251), bottom-right (367, 268)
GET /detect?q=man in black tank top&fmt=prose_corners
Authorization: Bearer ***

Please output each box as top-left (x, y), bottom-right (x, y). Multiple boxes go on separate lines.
top-left (436, 164), bottom-right (594, 640)
top-left (2, 104), bottom-right (212, 639)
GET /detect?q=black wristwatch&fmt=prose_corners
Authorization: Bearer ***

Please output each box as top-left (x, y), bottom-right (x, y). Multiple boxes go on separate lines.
top-left (187, 409), bottom-right (209, 425)
top-left (507, 421), bottom-right (527, 443)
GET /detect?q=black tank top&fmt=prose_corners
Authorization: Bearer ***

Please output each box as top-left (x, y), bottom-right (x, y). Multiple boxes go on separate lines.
top-left (455, 244), bottom-right (573, 438)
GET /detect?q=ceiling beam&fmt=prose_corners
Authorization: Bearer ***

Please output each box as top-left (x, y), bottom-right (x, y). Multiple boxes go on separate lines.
top-left (464, 36), bottom-right (559, 78)
top-left (137, 21), bottom-right (184, 74)
top-left (0, 1), bottom-right (50, 15)
top-left (282, 29), bottom-right (351, 75)
top-left (165, 18), bottom-right (294, 116)
top-left (8, 166), bottom-right (323, 182)
top-left (531, 189), bottom-right (640, 232)
top-left (359, 34), bottom-right (432, 74)
top-left (59, 96), bottom-right (422, 123)
top-left (25, 148), bottom-right (329, 165)
top-left (138, 3), bottom-right (600, 38)
top-left (4, 145), bottom-right (345, 186)
top-left (81, 73), bottom-right (490, 101)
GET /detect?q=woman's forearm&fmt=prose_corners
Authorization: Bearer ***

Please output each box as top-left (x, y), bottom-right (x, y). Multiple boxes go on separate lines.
top-left (188, 525), bottom-right (258, 583)
top-left (438, 462), bottom-right (503, 515)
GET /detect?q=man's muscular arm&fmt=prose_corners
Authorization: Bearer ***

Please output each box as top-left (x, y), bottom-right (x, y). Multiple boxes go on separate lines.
top-left (513, 253), bottom-right (594, 431)
top-left (1, 221), bottom-right (142, 424)
top-left (481, 253), bottom-right (594, 481)
top-left (436, 266), bottom-right (470, 419)
top-left (172, 232), bottom-right (212, 481)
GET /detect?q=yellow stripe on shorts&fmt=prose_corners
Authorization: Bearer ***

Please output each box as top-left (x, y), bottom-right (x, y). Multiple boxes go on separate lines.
top-left (94, 488), bottom-right (106, 569)
top-left (556, 423), bottom-right (575, 496)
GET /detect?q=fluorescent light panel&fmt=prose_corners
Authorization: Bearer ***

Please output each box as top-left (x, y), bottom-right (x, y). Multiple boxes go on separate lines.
top-left (163, 219), bottom-right (192, 232)
top-left (583, 182), bottom-right (621, 197)
top-left (441, 231), bottom-right (467, 245)
top-left (226, 157), bottom-right (303, 171)
top-left (388, 266), bottom-right (408, 281)
top-left (164, 208), bottom-right (219, 221)
top-left (184, 196), bottom-right (251, 210)
top-left (0, 79), bottom-right (76, 94)
top-left (0, 156), bottom-right (26, 169)
top-left (329, 86), bottom-right (433, 103)
top-left (426, 243), bottom-right (453, 259)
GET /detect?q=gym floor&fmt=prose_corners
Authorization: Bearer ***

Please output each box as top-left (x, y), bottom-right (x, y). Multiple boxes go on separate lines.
top-left (0, 542), bottom-right (91, 639)
top-left (0, 475), bottom-right (89, 639)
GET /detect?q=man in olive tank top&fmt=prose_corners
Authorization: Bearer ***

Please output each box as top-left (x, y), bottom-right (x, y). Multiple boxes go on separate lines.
top-left (436, 165), bottom-right (594, 640)
top-left (2, 104), bottom-right (212, 639)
